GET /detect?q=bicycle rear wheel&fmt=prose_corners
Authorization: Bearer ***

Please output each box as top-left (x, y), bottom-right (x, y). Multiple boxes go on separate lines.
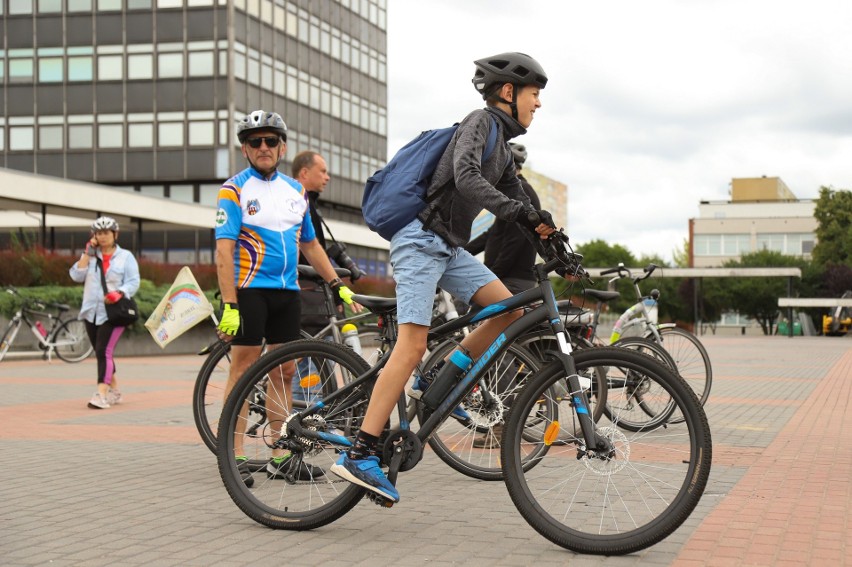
top-left (53, 319), bottom-right (93, 362)
top-left (421, 341), bottom-right (568, 481)
top-left (651, 327), bottom-right (712, 406)
top-left (502, 346), bottom-right (712, 555)
top-left (217, 340), bottom-right (373, 530)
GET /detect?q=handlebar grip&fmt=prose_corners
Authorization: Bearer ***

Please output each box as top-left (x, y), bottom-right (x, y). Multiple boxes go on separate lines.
top-left (526, 210), bottom-right (541, 227)
top-left (600, 267), bottom-right (619, 276)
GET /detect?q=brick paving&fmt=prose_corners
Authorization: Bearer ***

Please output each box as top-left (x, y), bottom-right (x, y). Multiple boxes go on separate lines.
top-left (0, 335), bottom-right (849, 566)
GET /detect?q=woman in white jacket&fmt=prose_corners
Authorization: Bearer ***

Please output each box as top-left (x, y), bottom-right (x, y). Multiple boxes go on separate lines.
top-left (69, 217), bottom-right (140, 409)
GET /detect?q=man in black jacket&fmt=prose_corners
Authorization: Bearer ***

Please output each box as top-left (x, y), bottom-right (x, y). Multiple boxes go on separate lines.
top-left (465, 142), bottom-right (541, 295)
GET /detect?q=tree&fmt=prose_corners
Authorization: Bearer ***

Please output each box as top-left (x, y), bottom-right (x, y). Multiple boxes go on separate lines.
top-left (718, 250), bottom-right (806, 335)
top-left (575, 239), bottom-right (637, 269)
top-left (671, 238), bottom-right (690, 268)
top-left (812, 186), bottom-right (852, 268)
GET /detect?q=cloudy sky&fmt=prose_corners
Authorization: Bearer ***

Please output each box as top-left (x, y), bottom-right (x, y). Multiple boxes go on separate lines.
top-left (385, 0), bottom-right (852, 263)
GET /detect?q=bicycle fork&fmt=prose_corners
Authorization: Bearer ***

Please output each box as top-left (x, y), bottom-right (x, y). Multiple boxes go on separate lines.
top-left (552, 331), bottom-right (613, 457)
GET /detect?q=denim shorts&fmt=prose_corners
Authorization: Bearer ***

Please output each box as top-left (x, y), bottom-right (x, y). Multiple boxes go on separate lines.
top-left (390, 218), bottom-right (497, 325)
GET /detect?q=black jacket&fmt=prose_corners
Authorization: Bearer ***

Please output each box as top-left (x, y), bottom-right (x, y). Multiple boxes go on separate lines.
top-left (466, 174), bottom-right (540, 283)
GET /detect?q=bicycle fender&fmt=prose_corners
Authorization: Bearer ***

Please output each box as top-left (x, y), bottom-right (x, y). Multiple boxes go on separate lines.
top-left (656, 323), bottom-right (678, 330)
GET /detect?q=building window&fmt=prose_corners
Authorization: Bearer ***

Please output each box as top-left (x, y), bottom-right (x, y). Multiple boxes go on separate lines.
top-left (169, 184), bottom-right (194, 203)
top-left (67, 0), bottom-right (91, 9)
top-left (98, 55), bottom-right (123, 80)
top-left (9, 58), bottom-right (34, 81)
top-left (188, 121), bottom-right (214, 145)
top-left (187, 51), bottom-right (214, 76)
top-left (38, 125), bottom-right (64, 149)
top-left (128, 123), bottom-right (154, 147)
top-left (127, 54), bottom-right (153, 79)
top-left (128, 0), bottom-right (152, 7)
top-left (68, 56), bottom-right (94, 81)
top-left (68, 124), bottom-right (93, 148)
top-left (39, 57), bottom-right (64, 82)
top-left (158, 52), bottom-right (183, 78)
top-left (9, 127), bottom-right (35, 150)
top-left (98, 124), bottom-right (123, 148)
top-left (158, 122), bottom-right (184, 146)
top-left (97, 0), bottom-right (120, 9)
top-left (0, 128), bottom-right (4, 150)
top-left (9, 0), bottom-right (34, 14)
top-left (756, 234), bottom-right (784, 253)
top-left (38, 0), bottom-right (62, 12)
top-left (139, 184), bottom-right (164, 197)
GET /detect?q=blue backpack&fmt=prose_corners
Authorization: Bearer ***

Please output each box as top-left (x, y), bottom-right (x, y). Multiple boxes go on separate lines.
top-left (362, 117), bottom-right (498, 241)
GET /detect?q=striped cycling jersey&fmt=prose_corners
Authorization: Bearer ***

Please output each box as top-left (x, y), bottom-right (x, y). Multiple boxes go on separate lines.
top-left (215, 167), bottom-right (316, 290)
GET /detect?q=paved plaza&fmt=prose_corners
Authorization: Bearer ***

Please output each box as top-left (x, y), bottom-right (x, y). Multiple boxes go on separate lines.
top-left (0, 335), bottom-right (850, 566)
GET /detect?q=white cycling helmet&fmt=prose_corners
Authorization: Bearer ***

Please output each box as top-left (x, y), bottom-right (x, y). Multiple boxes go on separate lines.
top-left (91, 216), bottom-right (119, 232)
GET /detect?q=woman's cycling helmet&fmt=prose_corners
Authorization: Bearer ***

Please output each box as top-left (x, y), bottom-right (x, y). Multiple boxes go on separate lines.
top-left (472, 52), bottom-right (548, 98)
top-left (509, 143), bottom-right (527, 167)
top-left (236, 110), bottom-right (288, 143)
top-left (92, 216), bottom-right (119, 232)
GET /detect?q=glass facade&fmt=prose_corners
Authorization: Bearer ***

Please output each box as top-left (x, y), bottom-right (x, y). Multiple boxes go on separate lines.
top-left (0, 0), bottom-right (389, 272)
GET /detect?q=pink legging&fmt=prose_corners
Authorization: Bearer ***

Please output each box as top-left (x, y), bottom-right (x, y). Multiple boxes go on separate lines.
top-left (84, 320), bottom-right (126, 385)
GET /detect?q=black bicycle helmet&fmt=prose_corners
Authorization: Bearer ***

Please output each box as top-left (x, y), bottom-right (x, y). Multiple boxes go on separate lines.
top-left (509, 143), bottom-right (527, 168)
top-left (472, 52), bottom-right (548, 98)
top-left (236, 110), bottom-right (288, 143)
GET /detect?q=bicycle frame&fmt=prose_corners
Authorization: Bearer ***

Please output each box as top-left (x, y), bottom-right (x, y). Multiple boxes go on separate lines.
top-left (292, 259), bottom-right (601, 458)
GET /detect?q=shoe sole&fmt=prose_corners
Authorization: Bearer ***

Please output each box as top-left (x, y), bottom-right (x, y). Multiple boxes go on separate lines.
top-left (329, 463), bottom-right (399, 502)
top-left (87, 402), bottom-right (109, 409)
top-left (266, 465), bottom-right (326, 481)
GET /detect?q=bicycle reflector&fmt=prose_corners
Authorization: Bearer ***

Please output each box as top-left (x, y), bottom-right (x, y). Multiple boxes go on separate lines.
top-left (543, 421), bottom-right (560, 446)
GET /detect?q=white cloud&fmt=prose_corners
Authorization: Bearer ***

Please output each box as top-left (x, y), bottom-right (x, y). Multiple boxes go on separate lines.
top-left (386, 0), bottom-right (852, 263)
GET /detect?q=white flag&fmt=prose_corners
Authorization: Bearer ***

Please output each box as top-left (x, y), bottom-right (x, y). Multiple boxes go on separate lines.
top-left (144, 267), bottom-right (215, 349)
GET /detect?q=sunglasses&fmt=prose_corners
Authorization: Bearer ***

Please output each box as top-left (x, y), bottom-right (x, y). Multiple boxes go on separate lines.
top-left (246, 136), bottom-right (281, 149)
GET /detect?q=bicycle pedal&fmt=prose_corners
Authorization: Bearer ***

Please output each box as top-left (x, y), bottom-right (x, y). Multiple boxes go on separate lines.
top-left (365, 492), bottom-right (394, 508)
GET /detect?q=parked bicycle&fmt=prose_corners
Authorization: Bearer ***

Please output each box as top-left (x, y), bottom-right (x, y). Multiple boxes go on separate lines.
top-left (192, 266), bottom-right (382, 454)
top-left (584, 263), bottom-right (712, 409)
top-left (0, 287), bottom-right (93, 363)
top-left (215, 228), bottom-right (712, 556)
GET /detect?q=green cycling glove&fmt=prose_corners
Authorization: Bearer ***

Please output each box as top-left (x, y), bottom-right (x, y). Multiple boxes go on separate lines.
top-left (330, 279), bottom-right (355, 305)
top-left (218, 303), bottom-right (241, 336)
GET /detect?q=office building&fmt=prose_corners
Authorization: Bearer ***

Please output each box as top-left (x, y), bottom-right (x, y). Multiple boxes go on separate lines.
top-left (0, 0), bottom-right (390, 272)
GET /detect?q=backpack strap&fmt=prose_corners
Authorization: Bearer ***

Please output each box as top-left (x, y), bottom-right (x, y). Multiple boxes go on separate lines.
top-left (422, 116), bottom-right (500, 227)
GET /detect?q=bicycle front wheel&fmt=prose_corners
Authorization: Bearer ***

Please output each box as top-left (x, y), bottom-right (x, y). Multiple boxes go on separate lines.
top-left (53, 319), bottom-right (93, 362)
top-left (651, 326), bottom-right (712, 406)
top-left (0, 318), bottom-right (23, 362)
top-left (192, 341), bottom-right (231, 453)
top-left (217, 339), bottom-right (373, 530)
top-left (502, 346), bottom-right (712, 555)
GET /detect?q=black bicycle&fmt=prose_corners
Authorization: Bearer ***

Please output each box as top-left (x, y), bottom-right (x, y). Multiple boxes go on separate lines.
top-left (215, 227), bottom-right (711, 555)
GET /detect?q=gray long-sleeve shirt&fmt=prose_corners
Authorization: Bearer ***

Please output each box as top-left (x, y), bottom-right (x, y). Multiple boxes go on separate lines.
top-left (418, 107), bottom-right (532, 248)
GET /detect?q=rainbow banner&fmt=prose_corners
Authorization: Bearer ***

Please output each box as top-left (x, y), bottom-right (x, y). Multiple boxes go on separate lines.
top-left (144, 267), bottom-right (215, 349)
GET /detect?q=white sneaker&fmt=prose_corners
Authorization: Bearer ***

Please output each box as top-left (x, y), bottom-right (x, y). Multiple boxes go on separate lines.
top-left (87, 392), bottom-right (110, 409)
top-left (107, 389), bottom-right (122, 405)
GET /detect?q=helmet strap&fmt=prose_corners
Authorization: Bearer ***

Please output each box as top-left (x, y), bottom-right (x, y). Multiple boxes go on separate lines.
top-left (492, 83), bottom-right (520, 121)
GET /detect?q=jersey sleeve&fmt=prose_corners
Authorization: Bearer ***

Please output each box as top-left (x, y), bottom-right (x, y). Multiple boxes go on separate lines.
top-left (215, 181), bottom-right (242, 240)
top-left (299, 206), bottom-right (317, 243)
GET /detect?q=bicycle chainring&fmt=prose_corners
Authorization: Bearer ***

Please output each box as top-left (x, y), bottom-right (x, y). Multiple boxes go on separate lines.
top-left (381, 429), bottom-right (422, 472)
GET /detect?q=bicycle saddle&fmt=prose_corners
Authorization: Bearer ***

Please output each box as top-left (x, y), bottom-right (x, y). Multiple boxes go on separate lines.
top-left (583, 289), bottom-right (621, 302)
top-left (351, 294), bottom-right (397, 315)
top-left (297, 264), bottom-right (351, 282)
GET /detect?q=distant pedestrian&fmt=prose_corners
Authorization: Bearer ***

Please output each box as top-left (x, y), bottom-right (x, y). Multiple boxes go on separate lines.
top-left (69, 216), bottom-right (140, 409)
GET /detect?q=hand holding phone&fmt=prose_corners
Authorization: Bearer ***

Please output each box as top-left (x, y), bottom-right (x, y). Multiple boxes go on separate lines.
top-left (86, 237), bottom-right (98, 257)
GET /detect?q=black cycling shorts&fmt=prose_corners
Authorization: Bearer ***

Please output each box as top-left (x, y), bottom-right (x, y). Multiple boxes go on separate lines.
top-left (233, 288), bottom-right (302, 347)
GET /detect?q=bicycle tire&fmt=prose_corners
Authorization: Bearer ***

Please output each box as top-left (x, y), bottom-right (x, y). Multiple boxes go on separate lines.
top-left (52, 319), bottom-right (94, 363)
top-left (193, 330), bottom-right (325, 456)
top-left (418, 340), bottom-right (558, 481)
top-left (217, 339), bottom-right (375, 530)
top-left (192, 341), bottom-right (231, 453)
top-left (0, 318), bottom-right (23, 362)
top-left (650, 327), bottom-right (712, 406)
top-left (602, 336), bottom-right (679, 432)
top-left (502, 346), bottom-right (712, 555)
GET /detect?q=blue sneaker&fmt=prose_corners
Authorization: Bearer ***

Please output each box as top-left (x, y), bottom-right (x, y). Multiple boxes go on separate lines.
top-left (407, 374), bottom-right (471, 422)
top-left (330, 453), bottom-right (400, 502)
